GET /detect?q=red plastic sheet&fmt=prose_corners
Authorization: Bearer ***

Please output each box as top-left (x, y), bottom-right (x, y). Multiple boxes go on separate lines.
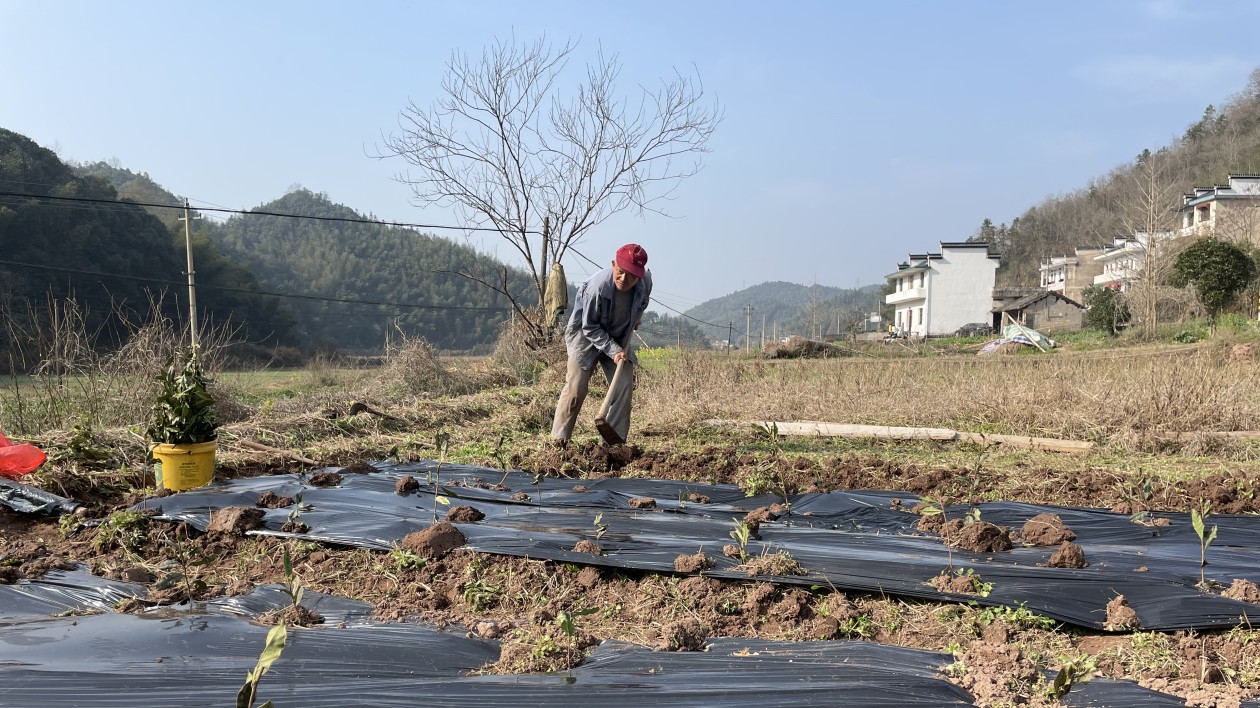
top-left (0, 430), bottom-right (46, 479)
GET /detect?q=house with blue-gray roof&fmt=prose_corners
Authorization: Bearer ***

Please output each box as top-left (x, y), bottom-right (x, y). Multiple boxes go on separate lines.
top-left (884, 242), bottom-right (1000, 338)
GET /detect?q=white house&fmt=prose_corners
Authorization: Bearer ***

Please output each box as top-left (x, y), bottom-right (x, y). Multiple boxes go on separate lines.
top-left (1091, 232), bottom-right (1176, 291)
top-left (1179, 174), bottom-right (1260, 243)
top-left (884, 242), bottom-right (1000, 337)
top-left (1038, 247), bottom-right (1104, 302)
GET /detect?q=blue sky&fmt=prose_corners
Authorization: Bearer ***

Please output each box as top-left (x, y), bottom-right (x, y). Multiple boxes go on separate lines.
top-left (2, 1), bottom-right (1257, 314)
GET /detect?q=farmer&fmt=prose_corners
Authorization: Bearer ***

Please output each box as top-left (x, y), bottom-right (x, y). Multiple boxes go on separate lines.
top-left (551, 243), bottom-right (652, 447)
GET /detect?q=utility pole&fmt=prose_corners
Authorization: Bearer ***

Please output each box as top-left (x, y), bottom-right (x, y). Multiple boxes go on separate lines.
top-left (744, 304), bottom-right (755, 352)
top-left (726, 322), bottom-right (733, 353)
top-left (761, 314), bottom-right (766, 350)
top-left (178, 199), bottom-right (203, 349)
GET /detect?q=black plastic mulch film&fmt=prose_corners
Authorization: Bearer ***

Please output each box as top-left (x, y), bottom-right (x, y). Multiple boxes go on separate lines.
top-left (139, 462), bottom-right (1260, 631)
top-left (1, 463), bottom-right (1258, 706)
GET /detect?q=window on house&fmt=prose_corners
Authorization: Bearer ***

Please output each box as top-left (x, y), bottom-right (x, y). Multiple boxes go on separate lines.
top-left (918, 273), bottom-right (924, 288)
top-left (917, 308), bottom-right (923, 325)
top-left (1198, 205), bottom-right (1210, 223)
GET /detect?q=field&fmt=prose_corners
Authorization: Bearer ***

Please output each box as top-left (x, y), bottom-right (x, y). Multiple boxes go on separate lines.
top-left (6, 330), bottom-right (1260, 706)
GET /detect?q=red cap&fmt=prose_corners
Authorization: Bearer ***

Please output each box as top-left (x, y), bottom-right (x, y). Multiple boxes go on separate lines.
top-left (615, 243), bottom-right (648, 278)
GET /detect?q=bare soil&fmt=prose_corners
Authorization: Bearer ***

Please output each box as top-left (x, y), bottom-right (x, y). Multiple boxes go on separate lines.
top-left (11, 438), bottom-right (1260, 706)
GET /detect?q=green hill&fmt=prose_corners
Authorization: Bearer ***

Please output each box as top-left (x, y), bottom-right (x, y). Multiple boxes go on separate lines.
top-left (0, 128), bottom-right (292, 369)
top-left (685, 281), bottom-right (884, 344)
top-left (209, 189), bottom-right (535, 352)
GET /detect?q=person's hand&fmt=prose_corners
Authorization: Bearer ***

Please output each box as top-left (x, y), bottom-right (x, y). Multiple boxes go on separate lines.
top-left (613, 351), bottom-right (628, 365)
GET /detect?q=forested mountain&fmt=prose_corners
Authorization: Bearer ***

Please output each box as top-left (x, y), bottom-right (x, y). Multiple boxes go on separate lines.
top-left (685, 281), bottom-right (884, 344)
top-left (0, 128), bottom-right (292, 370)
top-left (209, 189), bottom-right (536, 352)
top-left (973, 68), bottom-right (1260, 286)
top-left (75, 160), bottom-right (185, 230)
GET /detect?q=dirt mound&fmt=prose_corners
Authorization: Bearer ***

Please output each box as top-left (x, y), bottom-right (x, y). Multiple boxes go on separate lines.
top-left (947, 521), bottom-right (1013, 553)
top-left (673, 551), bottom-right (714, 573)
top-left (1222, 579), bottom-right (1260, 603)
top-left (1045, 541), bottom-right (1088, 568)
top-left (256, 491), bottom-right (293, 509)
top-left (396, 475), bottom-right (419, 494)
top-left (949, 642), bottom-right (1041, 706)
top-left (308, 471), bottom-right (343, 487)
top-left (1105, 595), bottom-right (1140, 631)
top-left (930, 571), bottom-right (983, 595)
top-left (341, 461), bottom-right (377, 475)
top-left (657, 618), bottom-right (707, 651)
top-left (400, 522), bottom-right (466, 558)
top-left (735, 553), bottom-right (806, 577)
top-left (445, 505), bottom-right (485, 523)
top-left (207, 507), bottom-right (265, 535)
top-left (628, 497), bottom-right (656, 509)
top-left (572, 539), bottom-right (603, 556)
top-left (1019, 513), bottom-right (1076, 546)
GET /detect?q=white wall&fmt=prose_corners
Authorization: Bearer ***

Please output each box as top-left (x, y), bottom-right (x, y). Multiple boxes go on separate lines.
top-left (925, 247), bottom-right (998, 335)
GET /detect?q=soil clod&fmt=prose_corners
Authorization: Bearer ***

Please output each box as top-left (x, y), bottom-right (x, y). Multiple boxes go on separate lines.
top-left (1019, 513), bottom-right (1076, 546)
top-left (1044, 541), bottom-right (1088, 568)
top-left (207, 507), bottom-right (265, 535)
top-left (400, 522), bottom-right (467, 559)
top-left (256, 491), bottom-right (293, 508)
top-left (445, 505), bottom-right (485, 523)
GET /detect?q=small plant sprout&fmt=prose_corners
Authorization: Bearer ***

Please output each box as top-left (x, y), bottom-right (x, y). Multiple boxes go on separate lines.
top-left (156, 528), bottom-right (218, 604)
top-left (593, 513), bottom-right (608, 540)
top-left (280, 546), bottom-right (304, 609)
top-left (729, 518), bottom-right (753, 560)
top-left (1047, 654), bottom-right (1097, 699)
top-left (236, 623), bottom-right (287, 708)
top-left (287, 493), bottom-right (314, 527)
top-left (963, 507), bottom-right (981, 526)
top-left (556, 607), bottom-right (599, 639)
top-left (531, 470), bottom-right (546, 503)
top-left (431, 431), bottom-right (452, 525)
top-left (919, 495), bottom-right (955, 570)
top-left (1190, 499), bottom-right (1218, 589)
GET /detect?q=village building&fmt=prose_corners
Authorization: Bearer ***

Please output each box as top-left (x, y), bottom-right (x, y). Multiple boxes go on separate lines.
top-left (994, 290), bottom-right (1087, 333)
top-left (1038, 247), bottom-right (1105, 302)
top-left (1179, 174), bottom-right (1260, 243)
top-left (884, 242), bottom-right (1000, 337)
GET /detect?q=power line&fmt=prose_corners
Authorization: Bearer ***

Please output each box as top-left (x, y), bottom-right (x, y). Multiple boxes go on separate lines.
top-left (0, 189), bottom-right (539, 235)
top-left (0, 259), bottom-right (512, 313)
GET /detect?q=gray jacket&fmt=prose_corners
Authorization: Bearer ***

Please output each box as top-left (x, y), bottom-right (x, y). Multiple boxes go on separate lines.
top-left (564, 266), bottom-right (653, 371)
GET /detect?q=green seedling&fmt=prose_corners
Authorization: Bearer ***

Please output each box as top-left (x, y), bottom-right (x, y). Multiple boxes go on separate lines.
top-left (492, 434), bottom-right (510, 482)
top-left (236, 623), bottom-right (287, 708)
top-left (729, 518), bottom-right (753, 560)
top-left (389, 545), bottom-right (426, 573)
top-left (432, 431), bottom-right (451, 525)
top-left (918, 495), bottom-right (955, 570)
top-left (593, 513), bottom-right (608, 540)
top-left (287, 493), bottom-right (314, 527)
top-left (155, 534), bottom-right (218, 604)
top-left (94, 509), bottom-right (149, 553)
top-left (1191, 499), bottom-right (1218, 589)
top-left (531, 470), bottom-right (546, 503)
top-left (280, 546), bottom-right (304, 608)
top-left (556, 607), bottom-right (599, 639)
top-left (1047, 654), bottom-right (1097, 699)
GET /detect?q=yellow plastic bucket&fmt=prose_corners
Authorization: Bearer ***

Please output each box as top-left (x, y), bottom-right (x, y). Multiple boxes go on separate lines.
top-left (152, 441), bottom-right (216, 491)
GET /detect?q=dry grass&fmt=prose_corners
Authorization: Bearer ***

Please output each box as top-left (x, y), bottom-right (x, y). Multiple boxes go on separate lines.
top-left (634, 346), bottom-right (1260, 454)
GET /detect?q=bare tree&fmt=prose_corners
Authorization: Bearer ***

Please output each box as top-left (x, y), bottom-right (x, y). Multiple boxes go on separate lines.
top-left (1120, 150), bottom-right (1187, 338)
top-left (380, 36), bottom-right (721, 341)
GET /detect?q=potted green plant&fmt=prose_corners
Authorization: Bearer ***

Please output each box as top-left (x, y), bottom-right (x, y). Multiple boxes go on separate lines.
top-left (147, 352), bottom-right (218, 490)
